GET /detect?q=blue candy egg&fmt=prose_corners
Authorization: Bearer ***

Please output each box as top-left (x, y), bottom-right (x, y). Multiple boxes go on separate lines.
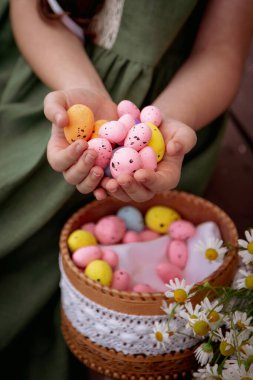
top-left (117, 206), bottom-right (144, 232)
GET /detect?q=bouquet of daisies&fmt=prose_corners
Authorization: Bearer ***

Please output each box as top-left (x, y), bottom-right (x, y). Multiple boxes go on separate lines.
top-left (151, 229), bottom-right (253, 379)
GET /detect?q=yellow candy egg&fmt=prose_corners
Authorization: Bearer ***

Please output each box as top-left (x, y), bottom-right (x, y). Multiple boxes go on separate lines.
top-left (84, 260), bottom-right (113, 286)
top-left (64, 104), bottom-right (94, 144)
top-left (91, 119), bottom-right (107, 139)
top-left (145, 206), bottom-right (181, 234)
top-left (147, 122), bottom-right (165, 162)
top-left (67, 229), bottom-right (97, 252)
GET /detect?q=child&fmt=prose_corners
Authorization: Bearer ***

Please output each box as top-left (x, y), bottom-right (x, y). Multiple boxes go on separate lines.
top-left (0, 0), bottom-right (252, 379)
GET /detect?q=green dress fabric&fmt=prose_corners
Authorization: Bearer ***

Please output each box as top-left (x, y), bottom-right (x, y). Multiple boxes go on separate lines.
top-left (0, 0), bottom-right (224, 378)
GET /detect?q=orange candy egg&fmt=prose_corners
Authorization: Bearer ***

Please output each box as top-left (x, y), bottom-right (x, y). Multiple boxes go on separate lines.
top-left (64, 104), bottom-right (94, 144)
top-left (91, 119), bottom-right (107, 139)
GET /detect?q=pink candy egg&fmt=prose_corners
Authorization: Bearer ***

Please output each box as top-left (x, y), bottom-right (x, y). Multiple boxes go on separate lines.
top-left (95, 215), bottom-right (126, 244)
top-left (72, 246), bottom-right (102, 268)
top-left (111, 269), bottom-right (130, 291)
top-left (167, 240), bottom-right (188, 270)
top-left (88, 138), bottom-right (112, 169)
top-left (118, 114), bottom-right (135, 132)
top-left (140, 105), bottom-right (162, 127)
top-left (139, 229), bottom-right (160, 242)
top-left (81, 222), bottom-right (96, 235)
top-left (101, 248), bottom-right (119, 268)
top-left (122, 231), bottom-right (141, 244)
top-left (156, 262), bottom-right (182, 283)
top-left (124, 123), bottom-right (152, 152)
top-left (168, 220), bottom-right (196, 240)
top-left (132, 284), bottom-right (154, 293)
top-left (110, 147), bottom-right (142, 179)
top-left (117, 100), bottom-right (140, 119)
top-left (139, 146), bottom-right (157, 171)
top-left (98, 121), bottom-right (127, 144)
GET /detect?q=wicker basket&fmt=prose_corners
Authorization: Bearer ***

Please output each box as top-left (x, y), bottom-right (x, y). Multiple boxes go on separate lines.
top-left (59, 191), bottom-right (238, 379)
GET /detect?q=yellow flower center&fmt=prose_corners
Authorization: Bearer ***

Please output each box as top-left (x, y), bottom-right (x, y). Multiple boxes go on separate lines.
top-left (219, 341), bottom-right (235, 356)
top-left (155, 331), bottom-right (163, 342)
top-left (247, 241), bottom-right (253, 254)
top-left (236, 320), bottom-right (246, 331)
top-left (174, 289), bottom-right (188, 303)
top-left (193, 321), bottom-right (210, 336)
top-left (208, 310), bottom-right (220, 323)
top-left (205, 248), bottom-right (218, 261)
top-left (245, 275), bottom-right (253, 290)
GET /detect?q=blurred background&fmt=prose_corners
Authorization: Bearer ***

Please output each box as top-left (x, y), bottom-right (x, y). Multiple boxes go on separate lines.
top-left (204, 40), bottom-right (253, 237)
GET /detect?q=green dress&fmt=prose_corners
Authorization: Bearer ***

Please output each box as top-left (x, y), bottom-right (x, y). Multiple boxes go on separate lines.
top-left (0, 1), bottom-right (224, 378)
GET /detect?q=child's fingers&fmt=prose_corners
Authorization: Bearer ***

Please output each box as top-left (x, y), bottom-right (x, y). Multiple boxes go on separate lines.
top-left (47, 138), bottom-right (87, 172)
top-left (44, 91), bottom-right (68, 127)
top-left (166, 122), bottom-right (197, 156)
top-left (93, 188), bottom-right (108, 201)
top-left (63, 150), bottom-right (99, 185)
top-left (76, 167), bottom-right (105, 194)
top-left (117, 174), bottom-right (154, 202)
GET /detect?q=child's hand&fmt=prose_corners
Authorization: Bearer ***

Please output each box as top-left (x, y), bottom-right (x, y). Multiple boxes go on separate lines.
top-left (44, 88), bottom-right (118, 194)
top-left (94, 119), bottom-right (197, 202)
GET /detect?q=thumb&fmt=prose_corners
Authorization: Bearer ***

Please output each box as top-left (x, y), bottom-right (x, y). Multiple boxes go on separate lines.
top-left (166, 122), bottom-right (197, 156)
top-left (44, 90), bottom-right (68, 128)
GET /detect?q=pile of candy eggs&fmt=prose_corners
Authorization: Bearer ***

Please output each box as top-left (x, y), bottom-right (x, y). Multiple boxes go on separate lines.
top-left (67, 204), bottom-right (197, 292)
top-left (63, 100), bottom-right (166, 179)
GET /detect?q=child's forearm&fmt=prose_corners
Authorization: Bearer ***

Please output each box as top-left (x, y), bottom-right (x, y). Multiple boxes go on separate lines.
top-left (10, 0), bottom-right (108, 95)
top-left (154, 0), bottom-right (253, 131)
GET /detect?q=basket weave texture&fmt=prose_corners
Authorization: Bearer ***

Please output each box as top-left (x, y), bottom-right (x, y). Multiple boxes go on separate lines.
top-left (60, 191), bottom-right (238, 379)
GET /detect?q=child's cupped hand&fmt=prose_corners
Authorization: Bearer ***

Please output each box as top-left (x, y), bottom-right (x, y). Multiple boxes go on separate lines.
top-left (44, 88), bottom-right (118, 194)
top-left (94, 119), bottom-right (197, 202)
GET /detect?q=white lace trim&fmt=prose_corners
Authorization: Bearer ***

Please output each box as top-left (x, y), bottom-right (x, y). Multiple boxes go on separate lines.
top-left (60, 259), bottom-right (200, 356)
top-left (92, 0), bottom-right (125, 49)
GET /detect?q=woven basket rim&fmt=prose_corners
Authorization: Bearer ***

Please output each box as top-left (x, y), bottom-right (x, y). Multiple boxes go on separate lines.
top-left (60, 191), bottom-right (238, 301)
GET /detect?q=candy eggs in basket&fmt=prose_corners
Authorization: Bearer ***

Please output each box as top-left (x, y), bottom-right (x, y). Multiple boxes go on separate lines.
top-left (63, 100), bottom-right (166, 178)
top-left (60, 192), bottom-right (238, 379)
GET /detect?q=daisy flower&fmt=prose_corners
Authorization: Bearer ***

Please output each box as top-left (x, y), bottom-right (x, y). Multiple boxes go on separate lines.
top-left (150, 321), bottom-right (170, 349)
top-left (195, 237), bottom-right (227, 263)
top-left (226, 311), bottom-right (253, 332)
top-left (179, 302), bottom-right (202, 329)
top-left (161, 300), bottom-right (183, 318)
top-left (238, 229), bottom-right (253, 265)
top-left (165, 278), bottom-right (194, 303)
top-left (222, 361), bottom-right (253, 380)
top-left (240, 343), bottom-right (253, 360)
top-left (212, 328), bottom-right (236, 356)
top-left (193, 364), bottom-right (221, 379)
top-left (201, 297), bottom-right (224, 328)
top-left (236, 269), bottom-right (253, 290)
top-left (195, 342), bottom-right (214, 366)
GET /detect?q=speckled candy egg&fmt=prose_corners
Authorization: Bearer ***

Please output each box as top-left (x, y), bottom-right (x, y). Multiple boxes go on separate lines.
top-left (101, 249), bottom-right (119, 268)
top-left (122, 231), bottom-right (141, 243)
top-left (84, 260), bottom-right (113, 286)
top-left (139, 229), bottom-right (160, 242)
top-left (91, 119), bottom-right (107, 139)
top-left (124, 123), bottom-right (152, 151)
top-left (168, 220), bottom-right (196, 240)
top-left (67, 229), bottom-right (97, 252)
top-left (118, 114), bottom-right (135, 132)
top-left (110, 147), bottom-right (142, 179)
top-left (117, 100), bottom-right (140, 119)
top-left (95, 215), bottom-right (126, 244)
top-left (145, 206), bottom-right (181, 234)
top-left (117, 206), bottom-right (144, 232)
top-left (111, 269), bottom-right (130, 291)
top-left (80, 222), bottom-right (96, 235)
top-left (167, 240), bottom-right (188, 270)
top-left (140, 105), bottom-right (162, 127)
top-left (132, 284), bottom-right (154, 293)
top-left (64, 104), bottom-right (94, 144)
top-left (88, 137), bottom-right (112, 168)
top-left (147, 122), bottom-right (165, 162)
top-left (99, 121), bottom-right (127, 144)
top-left (72, 245), bottom-right (102, 268)
top-left (156, 262), bottom-right (182, 283)
top-left (139, 146), bottom-right (157, 171)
